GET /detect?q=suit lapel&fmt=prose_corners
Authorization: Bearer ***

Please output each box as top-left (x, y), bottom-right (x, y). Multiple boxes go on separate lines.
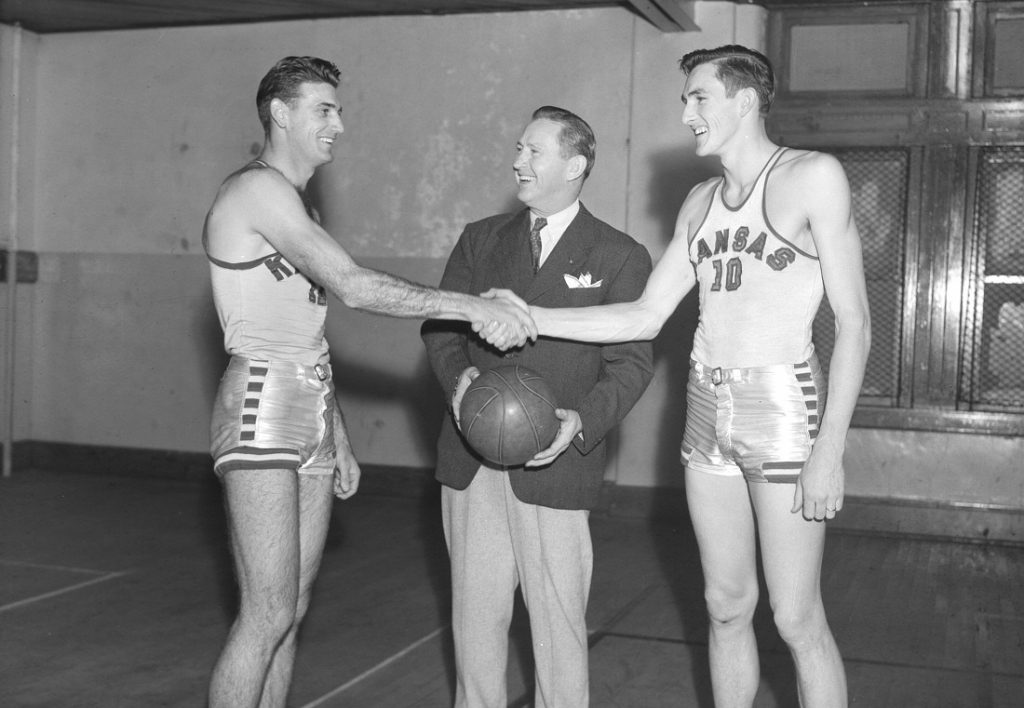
top-left (525, 204), bottom-right (596, 302)
top-left (490, 209), bottom-right (534, 292)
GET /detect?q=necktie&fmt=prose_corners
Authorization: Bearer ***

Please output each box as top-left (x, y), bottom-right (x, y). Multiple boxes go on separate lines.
top-left (529, 217), bottom-right (547, 273)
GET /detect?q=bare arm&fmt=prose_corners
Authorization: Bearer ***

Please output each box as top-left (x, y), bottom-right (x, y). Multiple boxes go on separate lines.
top-left (791, 153), bottom-right (871, 520)
top-left (219, 170), bottom-right (536, 345)
top-left (527, 188), bottom-right (708, 343)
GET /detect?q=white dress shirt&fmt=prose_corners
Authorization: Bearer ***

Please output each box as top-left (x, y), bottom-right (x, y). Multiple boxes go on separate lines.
top-left (530, 200), bottom-right (580, 269)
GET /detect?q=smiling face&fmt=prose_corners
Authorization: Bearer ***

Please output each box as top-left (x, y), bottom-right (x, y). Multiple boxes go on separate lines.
top-left (680, 62), bottom-right (743, 158)
top-left (277, 81), bottom-right (345, 168)
top-left (513, 118), bottom-right (584, 216)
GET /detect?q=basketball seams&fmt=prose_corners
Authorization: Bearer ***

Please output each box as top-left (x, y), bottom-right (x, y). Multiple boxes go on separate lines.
top-left (462, 387), bottom-right (504, 463)
top-left (494, 368), bottom-right (547, 461)
top-left (462, 389), bottom-right (501, 436)
top-left (506, 371), bottom-right (543, 451)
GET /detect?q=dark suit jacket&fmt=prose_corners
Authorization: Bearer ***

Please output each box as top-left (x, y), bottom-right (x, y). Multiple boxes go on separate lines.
top-left (421, 204), bottom-right (654, 510)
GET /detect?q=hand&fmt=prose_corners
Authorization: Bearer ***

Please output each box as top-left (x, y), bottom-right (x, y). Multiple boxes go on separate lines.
top-left (471, 290), bottom-right (537, 350)
top-left (333, 446), bottom-right (361, 500)
top-left (451, 366), bottom-right (480, 430)
top-left (481, 288), bottom-right (530, 312)
top-left (525, 408), bottom-right (582, 468)
top-left (791, 441), bottom-right (844, 521)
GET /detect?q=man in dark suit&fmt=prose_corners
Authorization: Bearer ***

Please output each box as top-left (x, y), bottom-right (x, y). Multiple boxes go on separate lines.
top-left (421, 106), bottom-right (654, 707)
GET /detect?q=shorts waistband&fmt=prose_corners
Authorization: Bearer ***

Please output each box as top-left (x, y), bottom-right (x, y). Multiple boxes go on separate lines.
top-left (228, 356), bottom-right (332, 382)
top-left (690, 358), bottom-right (802, 385)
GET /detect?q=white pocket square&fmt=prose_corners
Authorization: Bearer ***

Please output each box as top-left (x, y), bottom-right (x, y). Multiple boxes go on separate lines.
top-left (564, 272), bottom-right (603, 289)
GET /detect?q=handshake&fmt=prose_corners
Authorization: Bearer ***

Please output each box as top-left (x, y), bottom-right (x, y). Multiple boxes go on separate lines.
top-left (470, 288), bottom-right (538, 350)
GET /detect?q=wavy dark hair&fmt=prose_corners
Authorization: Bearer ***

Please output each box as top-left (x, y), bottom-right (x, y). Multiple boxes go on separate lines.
top-left (256, 56), bottom-right (341, 136)
top-left (679, 45), bottom-right (775, 116)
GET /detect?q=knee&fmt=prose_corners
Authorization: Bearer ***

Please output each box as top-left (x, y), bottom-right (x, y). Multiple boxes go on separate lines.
top-left (771, 599), bottom-right (827, 647)
top-left (291, 587), bottom-right (315, 627)
top-left (239, 587), bottom-right (300, 639)
top-left (704, 582), bottom-right (758, 629)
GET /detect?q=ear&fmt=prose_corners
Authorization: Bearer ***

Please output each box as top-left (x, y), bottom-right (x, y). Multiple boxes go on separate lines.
top-left (566, 154), bottom-right (587, 182)
top-left (270, 97), bottom-right (289, 129)
top-left (738, 87), bottom-right (758, 117)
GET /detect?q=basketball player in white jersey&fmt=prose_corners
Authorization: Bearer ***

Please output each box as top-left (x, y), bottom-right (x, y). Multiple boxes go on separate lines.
top-left (202, 56), bottom-right (535, 708)
top-left (510, 45), bottom-right (870, 706)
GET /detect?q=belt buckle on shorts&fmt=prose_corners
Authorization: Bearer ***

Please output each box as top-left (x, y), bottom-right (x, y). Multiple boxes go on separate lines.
top-left (314, 364), bottom-right (329, 381)
top-left (711, 367), bottom-right (724, 385)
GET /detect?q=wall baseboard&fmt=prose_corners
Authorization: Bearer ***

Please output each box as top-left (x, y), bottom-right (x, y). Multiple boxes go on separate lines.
top-left (9, 440), bottom-right (214, 481)
top-left (605, 482), bottom-right (1024, 546)
top-left (6, 441), bottom-right (1022, 546)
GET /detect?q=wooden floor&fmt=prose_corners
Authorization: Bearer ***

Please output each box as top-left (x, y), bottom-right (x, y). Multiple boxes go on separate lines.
top-left (1, 469), bottom-right (1022, 707)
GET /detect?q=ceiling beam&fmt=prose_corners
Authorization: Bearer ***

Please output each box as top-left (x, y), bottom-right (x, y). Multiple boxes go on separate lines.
top-left (626, 0), bottom-right (698, 32)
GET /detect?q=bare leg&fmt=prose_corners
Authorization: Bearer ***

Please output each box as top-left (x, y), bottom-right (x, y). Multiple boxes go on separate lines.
top-left (685, 468), bottom-right (760, 708)
top-left (208, 469), bottom-right (330, 708)
top-left (749, 482), bottom-right (847, 708)
top-left (259, 473), bottom-right (334, 707)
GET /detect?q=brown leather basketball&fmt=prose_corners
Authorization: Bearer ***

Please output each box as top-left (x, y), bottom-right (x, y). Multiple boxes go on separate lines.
top-left (459, 365), bottom-right (559, 467)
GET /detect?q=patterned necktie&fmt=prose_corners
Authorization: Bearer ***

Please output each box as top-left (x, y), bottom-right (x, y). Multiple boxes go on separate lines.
top-left (529, 217), bottom-right (547, 273)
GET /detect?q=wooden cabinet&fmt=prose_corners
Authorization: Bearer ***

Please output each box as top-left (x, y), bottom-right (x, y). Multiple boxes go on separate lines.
top-left (763, 1), bottom-right (1024, 434)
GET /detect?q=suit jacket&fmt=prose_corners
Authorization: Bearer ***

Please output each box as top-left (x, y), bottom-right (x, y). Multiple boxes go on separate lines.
top-left (421, 204), bottom-right (654, 510)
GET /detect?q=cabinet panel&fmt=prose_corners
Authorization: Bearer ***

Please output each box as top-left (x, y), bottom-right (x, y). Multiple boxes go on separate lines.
top-left (770, 4), bottom-right (929, 99)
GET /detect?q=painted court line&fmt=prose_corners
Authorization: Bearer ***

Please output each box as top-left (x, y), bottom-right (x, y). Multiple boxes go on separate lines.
top-left (300, 584), bottom-right (661, 706)
top-left (0, 559), bottom-right (130, 613)
top-left (299, 626), bottom-right (447, 708)
top-left (0, 558), bottom-right (116, 576)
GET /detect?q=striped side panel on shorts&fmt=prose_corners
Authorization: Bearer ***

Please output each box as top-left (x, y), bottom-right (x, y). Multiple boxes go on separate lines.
top-left (216, 446), bottom-right (303, 475)
top-left (240, 363), bottom-right (269, 442)
top-left (794, 360), bottom-right (820, 440)
top-left (762, 462), bottom-right (801, 483)
top-left (761, 360), bottom-right (820, 484)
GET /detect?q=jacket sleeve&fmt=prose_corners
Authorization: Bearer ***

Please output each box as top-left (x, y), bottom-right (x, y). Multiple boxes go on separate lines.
top-left (421, 224), bottom-right (476, 408)
top-left (572, 241), bottom-right (655, 454)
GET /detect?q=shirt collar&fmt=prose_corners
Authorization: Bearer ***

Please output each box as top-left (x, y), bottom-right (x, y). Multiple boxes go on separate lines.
top-left (531, 200), bottom-right (580, 238)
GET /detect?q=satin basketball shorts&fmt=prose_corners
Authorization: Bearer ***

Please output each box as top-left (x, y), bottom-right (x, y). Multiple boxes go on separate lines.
top-left (680, 355), bottom-right (826, 484)
top-left (210, 356), bottom-right (336, 477)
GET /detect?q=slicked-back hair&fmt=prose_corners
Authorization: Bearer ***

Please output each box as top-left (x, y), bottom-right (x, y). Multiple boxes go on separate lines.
top-left (531, 105), bottom-right (596, 180)
top-left (679, 45), bottom-right (775, 116)
top-left (257, 56), bottom-right (341, 136)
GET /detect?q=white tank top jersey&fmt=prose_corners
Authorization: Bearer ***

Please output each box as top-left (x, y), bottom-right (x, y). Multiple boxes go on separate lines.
top-left (688, 148), bottom-right (824, 368)
top-left (206, 161), bottom-right (330, 368)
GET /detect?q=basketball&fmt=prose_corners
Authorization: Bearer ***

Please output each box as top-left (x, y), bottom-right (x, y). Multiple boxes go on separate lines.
top-left (458, 365), bottom-right (559, 467)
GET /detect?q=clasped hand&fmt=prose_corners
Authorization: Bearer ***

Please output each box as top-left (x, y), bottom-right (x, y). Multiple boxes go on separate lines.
top-left (471, 289), bottom-right (537, 350)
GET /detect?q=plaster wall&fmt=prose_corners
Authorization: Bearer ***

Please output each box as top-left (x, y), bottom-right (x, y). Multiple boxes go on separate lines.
top-left (2, 4), bottom-right (1020, 510)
